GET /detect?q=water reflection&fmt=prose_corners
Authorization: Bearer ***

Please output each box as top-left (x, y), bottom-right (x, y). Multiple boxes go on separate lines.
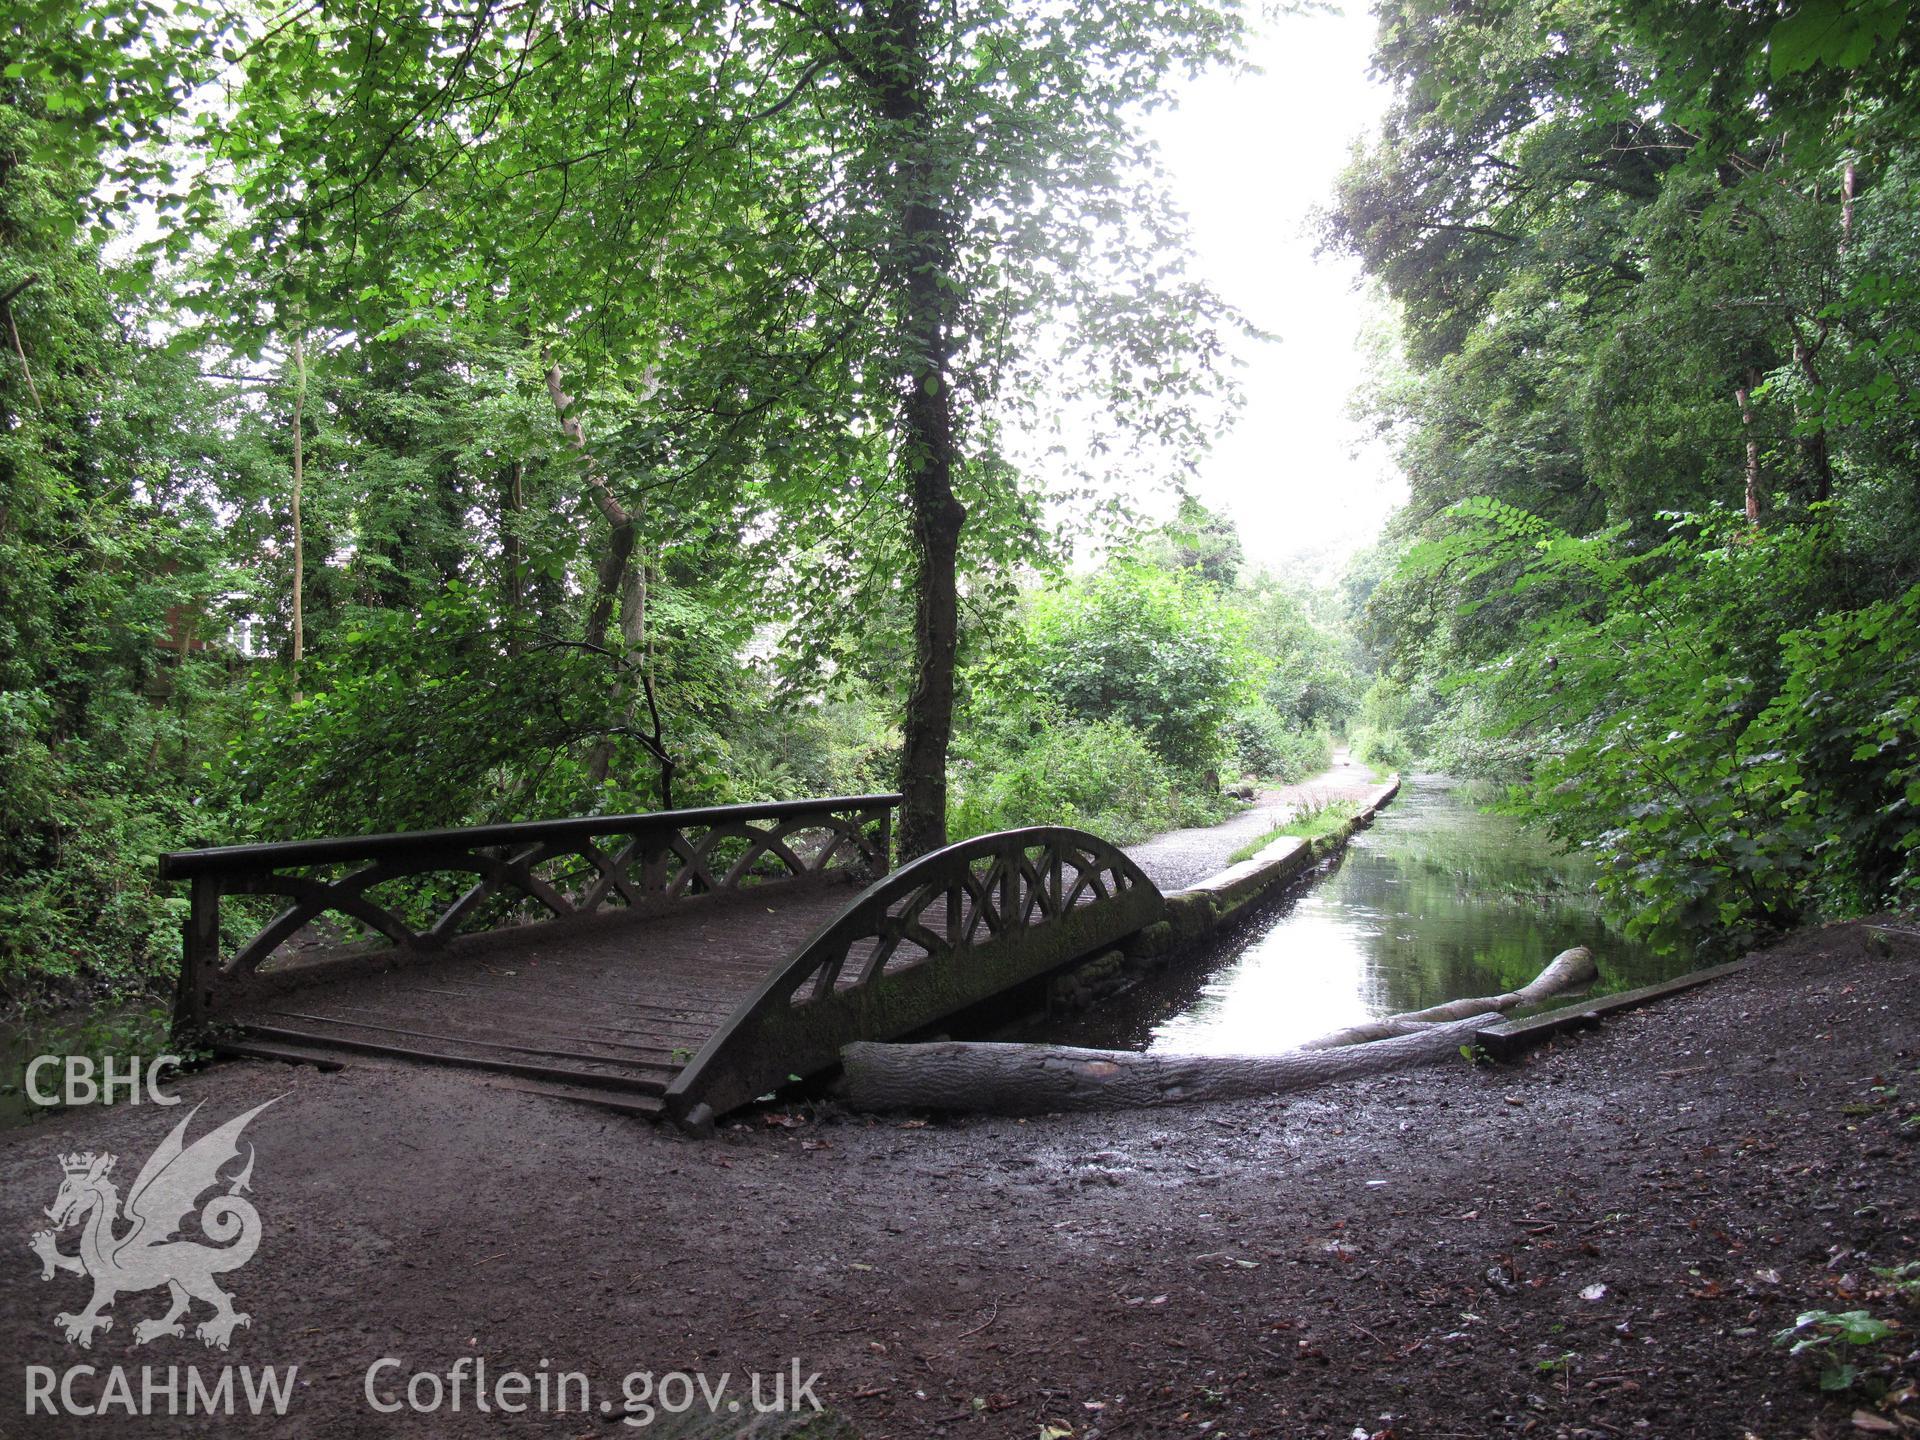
top-left (1032, 774), bottom-right (1687, 1055)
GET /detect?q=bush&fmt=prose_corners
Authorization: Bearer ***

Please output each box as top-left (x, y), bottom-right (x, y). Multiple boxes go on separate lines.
top-left (1240, 578), bottom-right (1363, 731)
top-left (1416, 501), bottom-right (1920, 953)
top-left (1222, 704), bottom-right (1331, 783)
top-left (1350, 723), bottom-right (1410, 772)
top-left (1019, 561), bottom-right (1261, 773)
top-left (950, 715), bottom-right (1182, 844)
top-left (1747, 584), bottom-right (1920, 913)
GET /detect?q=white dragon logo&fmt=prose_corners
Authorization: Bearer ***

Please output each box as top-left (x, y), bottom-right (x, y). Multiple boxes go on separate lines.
top-left (29, 1098), bottom-right (280, 1350)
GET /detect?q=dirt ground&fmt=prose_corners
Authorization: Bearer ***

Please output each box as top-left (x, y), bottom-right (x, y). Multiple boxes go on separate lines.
top-left (1, 920), bottom-right (1915, 1439)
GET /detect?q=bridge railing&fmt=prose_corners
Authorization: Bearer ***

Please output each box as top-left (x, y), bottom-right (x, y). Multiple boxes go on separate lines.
top-left (160, 794), bottom-right (899, 1029)
top-left (665, 825), bottom-right (1165, 1128)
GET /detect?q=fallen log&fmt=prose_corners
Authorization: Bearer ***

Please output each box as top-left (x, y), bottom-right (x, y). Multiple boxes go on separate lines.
top-left (1299, 946), bottom-right (1594, 1048)
top-left (838, 946), bottom-right (1596, 1116)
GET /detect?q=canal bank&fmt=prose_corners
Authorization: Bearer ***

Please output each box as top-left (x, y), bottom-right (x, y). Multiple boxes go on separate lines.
top-left (1123, 749), bottom-right (1390, 892)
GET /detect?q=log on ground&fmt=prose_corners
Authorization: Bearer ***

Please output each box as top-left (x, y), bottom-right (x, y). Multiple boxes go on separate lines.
top-left (837, 947), bottom-right (1597, 1116)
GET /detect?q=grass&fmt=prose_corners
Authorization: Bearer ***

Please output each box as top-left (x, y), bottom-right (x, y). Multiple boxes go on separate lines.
top-left (1227, 797), bottom-right (1361, 863)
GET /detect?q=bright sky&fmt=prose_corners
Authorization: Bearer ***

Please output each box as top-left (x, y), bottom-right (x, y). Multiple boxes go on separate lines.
top-left (1143, 3), bottom-right (1403, 581)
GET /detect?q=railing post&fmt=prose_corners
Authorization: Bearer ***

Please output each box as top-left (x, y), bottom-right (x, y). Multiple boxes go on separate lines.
top-left (173, 874), bottom-right (221, 1039)
top-left (874, 805), bottom-right (893, 875)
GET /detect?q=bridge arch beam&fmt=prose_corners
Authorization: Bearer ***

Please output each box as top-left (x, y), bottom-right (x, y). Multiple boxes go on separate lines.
top-left (666, 826), bottom-right (1165, 1128)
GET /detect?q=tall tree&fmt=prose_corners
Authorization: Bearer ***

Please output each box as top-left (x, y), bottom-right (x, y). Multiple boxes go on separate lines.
top-left (0, 56), bottom-right (242, 994)
top-left (206, 0), bottom-right (1250, 853)
top-left (857, 0), bottom-right (969, 856)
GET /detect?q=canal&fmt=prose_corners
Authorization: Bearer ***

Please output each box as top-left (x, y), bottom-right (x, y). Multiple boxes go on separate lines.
top-left (1031, 773), bottom-right (1689, 1054)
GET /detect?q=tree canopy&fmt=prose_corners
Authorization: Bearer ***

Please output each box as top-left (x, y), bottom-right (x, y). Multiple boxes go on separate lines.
top-left (1328, 0), bottom-right (1920, 950)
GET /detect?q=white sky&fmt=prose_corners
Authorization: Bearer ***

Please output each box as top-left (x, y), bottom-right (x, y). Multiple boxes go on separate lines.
top-left (1140, 3), bottom-right (1402, 580)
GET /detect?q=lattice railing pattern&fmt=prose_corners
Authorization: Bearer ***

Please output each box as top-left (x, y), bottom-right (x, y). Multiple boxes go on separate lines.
top-left (667, 826), bottom-right (1165, 1125)
top-left (786, 831), bottom-right (1142, 1003)
top-left (161, 796), bottom-right (897, 1025)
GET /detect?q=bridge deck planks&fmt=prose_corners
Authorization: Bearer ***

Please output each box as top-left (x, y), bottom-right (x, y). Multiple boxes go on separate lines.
top-left (225, 884), bottom-right (866, 1114)
top-left (217, 845), bottom-right (1124, 1119)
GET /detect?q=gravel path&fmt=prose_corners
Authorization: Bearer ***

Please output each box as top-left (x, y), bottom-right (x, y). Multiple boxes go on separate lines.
top-left (1126, 749), bottom-right (1382, 891)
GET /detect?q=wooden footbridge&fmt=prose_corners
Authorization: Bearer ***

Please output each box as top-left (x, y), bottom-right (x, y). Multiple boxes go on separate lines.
top-left (160, 796), bottom-right (1164, 1130)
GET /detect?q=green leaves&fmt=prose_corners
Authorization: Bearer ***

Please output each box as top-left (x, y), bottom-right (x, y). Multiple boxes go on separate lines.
top-left (1325, 0), bottom-right (1920, 964)
top-left (1750, 585), bottom-right (1920, 910)
top-left (1402, 495), bottom-right (1920, 953)
top-left (1012, 559), bottom-right (1260, 773)
top-left (949, 712), bottom-right (1180, 845)
top-left (1774, 1307), bottom-right (1902, 1393)
top-left (1768, 0), bottom-right (1910, 77)
top-left (0, 0), bottom-right (1272, 1004)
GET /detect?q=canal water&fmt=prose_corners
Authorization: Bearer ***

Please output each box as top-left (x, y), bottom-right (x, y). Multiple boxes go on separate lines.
top-left (1031, 773), bottom-right (1689, 1055)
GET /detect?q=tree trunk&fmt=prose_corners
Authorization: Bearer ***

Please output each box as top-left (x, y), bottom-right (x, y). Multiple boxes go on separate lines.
top-left (839, 948), bottom-right (1596, 1115)
top-left (587, 551), bottom-right (652, 794)
top-left (1299, 947), bottom-right (1593, 1046)
top-left (640, 556), bottom-right (674, 809)
top-left (1735, 365), bottom-right (1762, 521)
top-left (868, 0), bottom-right (964, 860)
top-left (289, 332), bottom-right (307, 701)
top-left (1789, 324), bottom-right (1835, 505)
top-left (543, 355), bottom-right (675, 804)
top-left (898, 422), bottom-right (964, 858)
top-left (2, 273), bottom-right (40, 408)
top-left (544, 357), bottom-right (636, 654)
top-left (843, 1017), bottom-right (1495, 1114)
top-left (501, 459), bottom-right (524, 656)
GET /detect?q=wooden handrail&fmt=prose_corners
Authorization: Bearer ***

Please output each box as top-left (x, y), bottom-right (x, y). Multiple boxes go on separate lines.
top-left (158, 794), bottom-right (903, 879)
top-left (166, 794), bottom-right (900, 1034)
